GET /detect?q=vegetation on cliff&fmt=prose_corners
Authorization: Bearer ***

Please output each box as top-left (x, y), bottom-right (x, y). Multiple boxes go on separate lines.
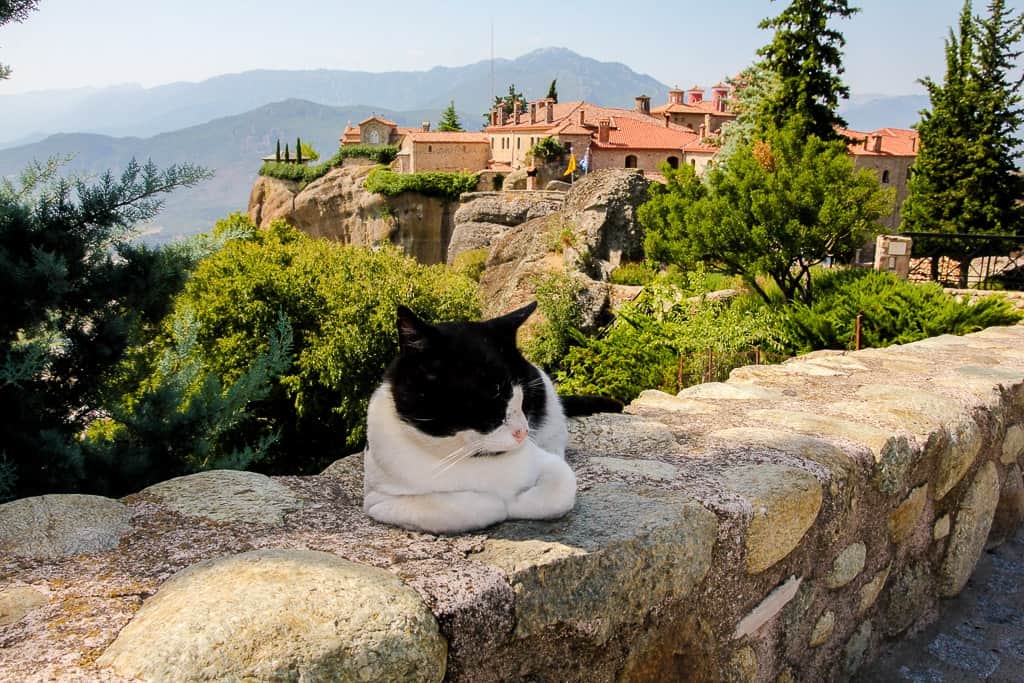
top-left (363, 167), bottom-right (479, 201)
top-left (260, 144), bottom-right (400, 185)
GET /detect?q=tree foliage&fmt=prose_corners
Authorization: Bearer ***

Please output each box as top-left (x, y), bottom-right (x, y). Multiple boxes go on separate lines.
top-left (438, 100), bottom-right (464, 132)
top-left (363, 167), bottom-right (479, 201)
top-left (152, 220), bottom-right (480, 473)
top-left (901, 0), bottom-right (1024, 284)
top-left (0, 158), bottom-right (211, 498)
top-left (0, 0), bottom-right (39, 80)
top-left (547, 79), bottom-right (559, 103)
top-left (756, 0), bottom-right (859, 140)
top-left (641, 123), bottom-right (891, 304)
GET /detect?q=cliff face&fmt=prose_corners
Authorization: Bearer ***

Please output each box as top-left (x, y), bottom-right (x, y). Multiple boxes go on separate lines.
top-left (247, 164), bottom-right (455, 265)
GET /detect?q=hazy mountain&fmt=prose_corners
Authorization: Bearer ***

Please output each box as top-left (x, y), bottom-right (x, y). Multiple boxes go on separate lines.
top-left (0, 47), bottom-right (669, 144)
top-left (0, 100), bottom-right (438, 242)
top-left (838, 94), bottom-right (929, 131)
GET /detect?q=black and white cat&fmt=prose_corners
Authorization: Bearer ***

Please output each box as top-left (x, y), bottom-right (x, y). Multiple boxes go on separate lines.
top-left (363, 302), bottom-right (613, 534)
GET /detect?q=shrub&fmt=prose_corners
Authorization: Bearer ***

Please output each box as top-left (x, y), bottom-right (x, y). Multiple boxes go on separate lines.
top-left (522, 272), bottom-right (585, 372)
top-left (609, 261), bottom-right (658, 285)
top-left (529, 136), bottom-right (567, 161)
top-left (138, 221), bottom-right (480, 474)
top-left (452, 248), bottom-right (489, 282)
top-left (778, 268), bottom-right (1023, 353)
top-left (259, 145), bottom-right (399, 185)
top-left (364, 167), bottom-right (479, 201)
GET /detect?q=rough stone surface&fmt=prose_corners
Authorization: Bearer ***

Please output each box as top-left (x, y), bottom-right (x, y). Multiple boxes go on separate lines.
top-left (858, 565), bottom-right (891, 615)
top-left (0, 585), bottom-right (47, 627)
top-left (724, 646), bottom-right (758, 683)
top-left (0, 494), bottom-right (131, 559)
top-left (889, 484), bottom-right (929, 543)
top-left (734, 575), bottom-right (802, 638)
top-left (934, 514), bottom-right (952, 540)
top-left (843, 620), bottom-right (874, 677)
top-left (719, 464), bottom-right (824, 574)
top-left (679, 382), bottom-right (783, 401)
top-left (139, 469), bottom-right (305, 525)
top-left (990, 464), bottom-right (1024, 546)
top-left (885, 561), bottom-right (936, 635)
top-left (448, 191), bottom-right (563, 262)
top-left (810, 610), bottom-right (836, 647)
top-left (248, 166), bottom-right (457, 265)
top-left (934, 421), bottom-right (984, 501)
top-left (97, 549), bottom-right (446, 682)
top-left (1001, 424), bottom-right (1024, 464)
top-left (472, 483), bottom-right (717, 641)
top-left (939, 462), bottom-right (1001, 597)
top-left (826, 542), bottom-right (867, 589)
top-left (567, 413), bottom-right (678, 459)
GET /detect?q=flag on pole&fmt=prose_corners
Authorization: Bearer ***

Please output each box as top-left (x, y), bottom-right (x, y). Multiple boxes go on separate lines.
top-left (563, 153), bottom-right (577, 177)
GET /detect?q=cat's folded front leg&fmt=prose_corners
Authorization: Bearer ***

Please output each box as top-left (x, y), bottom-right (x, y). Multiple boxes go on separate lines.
top-left (365, 490), bottom-right (508, 534)
top-left (506, 451), bottom-right (577, 521)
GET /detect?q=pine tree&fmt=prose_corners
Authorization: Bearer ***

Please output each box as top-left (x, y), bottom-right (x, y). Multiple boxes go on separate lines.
top-left (901, 0), bottom-right (1024, 286)
top-left (756, 0), bottom-right (859, 140)
top-left (547, 79), bottom-right (559, 103)
top-left (438, 100), bottom-right (463, 132)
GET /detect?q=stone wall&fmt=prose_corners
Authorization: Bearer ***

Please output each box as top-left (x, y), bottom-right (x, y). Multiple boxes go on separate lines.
top-left (3, 326), bottom-right (1024, 681)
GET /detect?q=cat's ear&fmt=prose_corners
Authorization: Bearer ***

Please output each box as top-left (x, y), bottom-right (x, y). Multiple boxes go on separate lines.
top-left (490, 301), bottom-right (537, 332)
top-left (396, 306), bottom-right (434, 352)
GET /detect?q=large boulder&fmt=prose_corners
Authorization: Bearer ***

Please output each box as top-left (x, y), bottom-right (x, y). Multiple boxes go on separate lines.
top-left (0, 494), bottom-right (131, 559)
top-left (447, 192), bottom-right (563, 263)
top-left (247, 165), bottom-right (455, 265)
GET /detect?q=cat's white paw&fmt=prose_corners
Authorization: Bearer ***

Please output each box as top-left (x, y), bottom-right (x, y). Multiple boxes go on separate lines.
top-left (507, 457), bottom-right (576, 520)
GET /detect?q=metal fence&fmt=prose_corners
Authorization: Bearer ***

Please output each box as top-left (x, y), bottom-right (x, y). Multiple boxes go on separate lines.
top-left (900, 232), bottom-right (1024, 290)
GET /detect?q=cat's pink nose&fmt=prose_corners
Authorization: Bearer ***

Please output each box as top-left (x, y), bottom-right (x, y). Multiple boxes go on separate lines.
top-left (512, 427), bottom-right (529, 443)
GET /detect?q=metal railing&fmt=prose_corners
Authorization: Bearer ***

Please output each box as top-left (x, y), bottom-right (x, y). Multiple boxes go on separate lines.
top-left (899, 232), bottom-right (1024, 290)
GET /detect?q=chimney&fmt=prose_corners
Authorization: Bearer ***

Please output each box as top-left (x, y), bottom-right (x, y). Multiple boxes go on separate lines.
top-left (421, 121), bottom-right (430, 132)
top-left (513, 101), bottom-right (521, 125)
top-left (872, 135), bottom-right (883, 153)
top-left (668, 87), bottom-right (684, 105)
top-left (545, 98), bottom-right (555, 123)
top-left (704, 113), bottom-right (711, 136)
top-left (664, 113), bottom-right (670, 128)
top-left (598, 118), bottom-right (610, 143)
top-left (635, 95), bottom-right (651, 115)
top-left (530, 102), bottom-right (537, 124)
top-left (498, 107), bottom-right (507, 126)
top-left (912, 136), bottom-right (918, 152)
top-left (579, 109), bottom-right (585, 125)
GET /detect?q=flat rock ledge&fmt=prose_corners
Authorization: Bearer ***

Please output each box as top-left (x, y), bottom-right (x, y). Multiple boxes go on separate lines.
top-left (2, 325), bottom-right (1024, 682)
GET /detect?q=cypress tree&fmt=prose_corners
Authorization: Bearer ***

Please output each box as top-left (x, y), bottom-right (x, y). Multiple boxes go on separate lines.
top-left (438, 101), bottom-right (463, 132)
top-left (284, 143), bottom-right (290, 163)
top-left (547, 79), bottom-right (558, 103)
top-left (275, 139), bottom-right (281, 162)
top-left (296, 137), bottom-right (303, 164)
top-left (756, 0), bottom-right (859, 140)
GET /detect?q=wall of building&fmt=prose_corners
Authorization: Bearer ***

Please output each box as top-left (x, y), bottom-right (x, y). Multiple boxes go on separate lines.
top-left (852, 156), bottom-right (915, 229)
top-left (590, 148), bottom-right (684, 175)
top-left (408, 142), bottom-right (491, 173)
top-left (360, 122), bottom-right (394, 146)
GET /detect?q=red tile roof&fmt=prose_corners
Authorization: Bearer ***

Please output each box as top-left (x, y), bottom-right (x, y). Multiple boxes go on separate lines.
top-left (650, 101), bottom-right (735, 117)
top-left (840, 128), bottom-right (919, 157)
top-left (592, 115), bottom-right (700, 151)
top-left (359, 115), bottom-right (399, 127)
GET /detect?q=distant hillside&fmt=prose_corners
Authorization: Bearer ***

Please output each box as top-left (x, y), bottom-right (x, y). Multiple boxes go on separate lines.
top-left (0, 47), bottom-right (669, 144)
top-left (0, 100), bottom-right (436, 242)
top-left (838, 94), bottom-right (929, 131)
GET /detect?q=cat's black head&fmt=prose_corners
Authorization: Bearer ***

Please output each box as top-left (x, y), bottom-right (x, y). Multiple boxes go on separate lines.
top-left (385, 302), bottom-right (548, 448)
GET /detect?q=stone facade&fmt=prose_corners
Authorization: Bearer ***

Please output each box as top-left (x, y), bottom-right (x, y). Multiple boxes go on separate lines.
top-left (396, 132), bottom-right (491, 173)
top-left (4, 314), bottom-right (1024, 681)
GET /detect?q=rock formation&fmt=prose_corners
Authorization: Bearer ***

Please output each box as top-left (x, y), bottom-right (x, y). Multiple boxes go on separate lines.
top-left (247, 162), bottom-right (456, 265)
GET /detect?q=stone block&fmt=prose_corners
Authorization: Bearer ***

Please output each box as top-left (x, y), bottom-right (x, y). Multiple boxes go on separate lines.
top-left (629, 389), bottom-right (714, 414)
top-left (0, 494), bottom-right (131, 559)
top-left (97, 549), bottom-right (446, 682)
top-left (889, 484), bottom-right (928, 543)
top-left (1002, 424), bottom-right (1024, 465)
top-left (139, 469), bottom-right (306, 525)
top-left (933, 514), bottom-right (951, 540)
top-left (473, 483), bottom-right (717, 641)
top-left (826, 542), bottom-right (867, 589)
top-left (733, 575), bottom-right (802, 639)
top-left (934, 420), bottom-right (983, 501)
top-left (568, 413), bottom-right (678, 459)
top-left (843, 621), bottom-right (874, 677)
top-left (0, 585), bottom-right (47, 627)
top-left (724, 646), bottom-right (758, 683)
top-left (858, 565), bottom-right (891, 615)
top-left (883, 561), bottom-right (933, 634)
top-left (719, 464), bottom-right (824, 574)
top-left (939, 462), bottom-right (1000, 596)
top-left (678, 382), bottom-right (782, 401)
top-left (990, 464), bottom-right (1024, 546)
top-left (810, 610), bottom-right (836, 647)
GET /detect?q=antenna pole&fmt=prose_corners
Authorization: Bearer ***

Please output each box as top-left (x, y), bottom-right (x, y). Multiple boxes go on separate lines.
top-left (490, 19), bottom-right (495, 105)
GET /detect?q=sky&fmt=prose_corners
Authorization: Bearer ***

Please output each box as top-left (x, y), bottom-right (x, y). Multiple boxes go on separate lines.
top-left (1, 0), bottom-right (1020, 97)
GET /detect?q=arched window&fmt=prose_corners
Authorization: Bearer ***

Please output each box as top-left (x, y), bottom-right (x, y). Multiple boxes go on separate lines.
top-left (690, 159), bottom-right (697, 168)
top-left (625, 155), bottom-right (638, 168)
top-left (667, 156), bottom-right (680, 169)
top-left (368, 129), bottom-right (380, 145)
top-left (428, 145), bottom-right (432, 153)
top-left (881, 169), bottom-right (890, 184)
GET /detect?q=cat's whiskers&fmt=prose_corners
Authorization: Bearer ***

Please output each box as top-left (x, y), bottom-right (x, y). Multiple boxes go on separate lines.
top-left (432, 439), bottom-right (484, 473)
top-left (432, 443), bottom-right (484, 478)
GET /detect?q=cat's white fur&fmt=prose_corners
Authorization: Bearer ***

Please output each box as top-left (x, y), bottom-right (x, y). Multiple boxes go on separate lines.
top-left (363, 370), bottom-right (575, 533)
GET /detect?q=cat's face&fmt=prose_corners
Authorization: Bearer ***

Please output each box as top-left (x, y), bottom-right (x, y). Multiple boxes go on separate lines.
top-left (386, 302), bottom-right (543, 455)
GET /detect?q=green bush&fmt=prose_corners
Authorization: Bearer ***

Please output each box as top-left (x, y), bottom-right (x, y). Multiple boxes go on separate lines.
top-left (522, 272), bottom-right (585, 372)
top-left (364, 167), bottom-right (479, 201)
top-left (452, 248), bottom-right (489, 282)
top-left (778, 268), bottom-right (1023, 353)
top-left (259, 145), bottom-right (400, 185)
top-left (609, 262), bottom-right (658, 285)
top-left (134, 220), bottom-right (480, 474)
top-left (528, 136), bottom-right (567, 161)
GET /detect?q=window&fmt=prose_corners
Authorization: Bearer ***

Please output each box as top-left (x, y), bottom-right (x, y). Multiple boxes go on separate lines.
top-left (368, 129), bottom-right (380, 144)
top-left (667, 156), bottom-right (679, 169)
top-left (691, 159), bottom-right (697, 168)
top-left (624, 155), bottom-right (638, 168)
top-left (881, 169), bottom-right (890, 184)
top-left (428, 145), bottom-right (432, 153)
top-left (517, 138), bottom-right (521, 149)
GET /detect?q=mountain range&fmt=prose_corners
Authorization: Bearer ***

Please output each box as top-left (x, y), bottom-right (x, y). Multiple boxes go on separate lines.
top-left (0, 47), bottom-right (928, 241)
